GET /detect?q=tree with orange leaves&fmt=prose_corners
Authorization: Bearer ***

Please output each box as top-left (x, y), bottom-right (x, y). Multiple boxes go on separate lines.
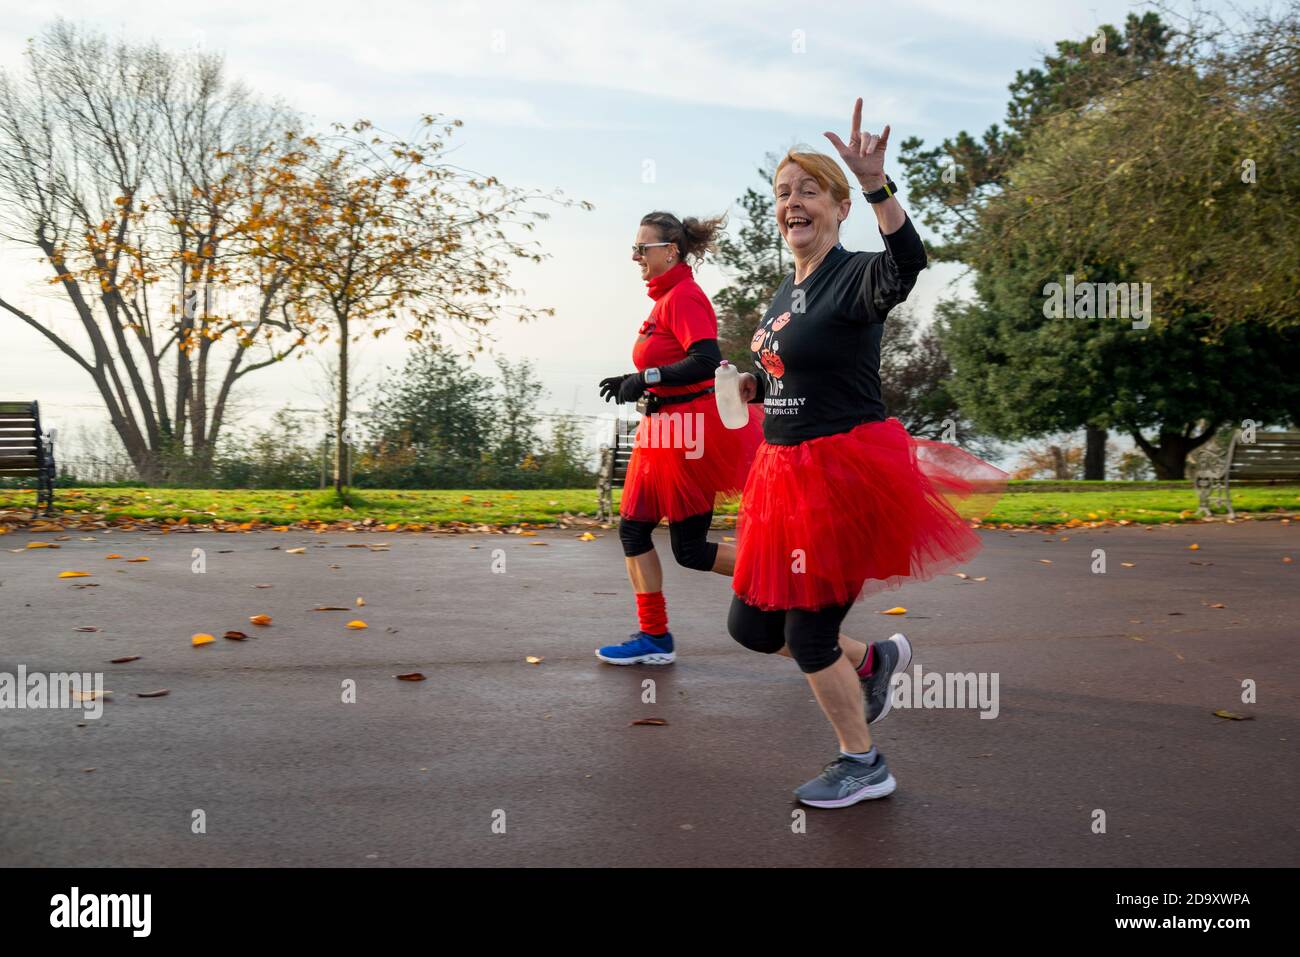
top-left (240, 116), bottom-right (589, 494)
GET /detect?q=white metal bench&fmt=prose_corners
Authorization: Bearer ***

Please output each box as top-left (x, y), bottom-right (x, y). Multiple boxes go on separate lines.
top-left (596, 416), bottom-right (640, 522)
top-left (1191, 428), bottom-right (1300, 518)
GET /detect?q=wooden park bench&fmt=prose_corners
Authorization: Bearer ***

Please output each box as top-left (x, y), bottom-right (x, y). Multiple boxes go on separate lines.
top-left (596, 415), bottom-right (640, 522)
top-left (1192, 428), bottom-right (1300, 518)
top-left (0, 400), bottom-right (57, 515)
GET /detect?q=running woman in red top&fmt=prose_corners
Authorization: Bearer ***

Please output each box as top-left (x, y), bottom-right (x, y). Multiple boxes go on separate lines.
top-left (727, 100), bottom-right (1007, 807)
top-left (595, 211), bottom-right (763, 665)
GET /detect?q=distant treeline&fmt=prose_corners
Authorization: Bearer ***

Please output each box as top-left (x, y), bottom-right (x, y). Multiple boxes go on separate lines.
top-left (31, 347), bottom-right (598, 490)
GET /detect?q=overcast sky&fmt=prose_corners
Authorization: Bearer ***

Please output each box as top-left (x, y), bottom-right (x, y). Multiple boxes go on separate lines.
top-left (0, 0), bottom-right (1257, 465)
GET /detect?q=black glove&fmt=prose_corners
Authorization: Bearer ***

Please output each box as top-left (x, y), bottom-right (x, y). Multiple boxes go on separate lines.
top-left (618, 373), bottom-right (648, 404)
top-left (599, 373), bottom-right (646, 404)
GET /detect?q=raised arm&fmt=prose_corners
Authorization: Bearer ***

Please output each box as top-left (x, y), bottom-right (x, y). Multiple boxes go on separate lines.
top-left (825, 98), bottom-right (927, 320)
top-left (824, 97), bottom-right (906, 235)
top-left (863, 215), bottom-right (927, 322)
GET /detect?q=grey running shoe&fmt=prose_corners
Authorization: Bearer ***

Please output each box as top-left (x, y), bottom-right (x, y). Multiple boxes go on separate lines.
top-left (794, 752), bottom-right (896, 808)
top-left (862, 633), bottom-right (912, 724)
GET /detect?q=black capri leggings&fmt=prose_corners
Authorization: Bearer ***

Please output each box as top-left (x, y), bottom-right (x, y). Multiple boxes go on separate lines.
top-left (727, 595), bottom-right (853, 675)
top-left (618, 510), bottom-right (718, 572)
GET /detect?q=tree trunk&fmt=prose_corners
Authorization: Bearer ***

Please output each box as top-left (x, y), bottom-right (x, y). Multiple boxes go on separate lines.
top-left (335, 316), bottom-right (349, 494)
top-left (1129, 427), bottom-right (1219, 480)
top-left (128, 446), bottom-right (166, 485)
top-left (1084, 425), bottom-right (1107, 480)
top-left (1147, 435), bottom-right (1192, 479)
top-left (1050, 445), bottom-right (1070, 479)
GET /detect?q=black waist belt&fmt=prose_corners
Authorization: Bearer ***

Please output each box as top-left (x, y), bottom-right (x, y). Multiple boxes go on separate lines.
top-left (636, 387), bottom-right (714, 414)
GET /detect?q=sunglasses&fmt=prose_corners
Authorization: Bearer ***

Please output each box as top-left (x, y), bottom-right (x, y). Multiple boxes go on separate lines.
top-left (632, 242), bottom-right (674, 257)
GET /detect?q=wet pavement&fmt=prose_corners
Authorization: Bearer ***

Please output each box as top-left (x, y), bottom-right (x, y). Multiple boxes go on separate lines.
top-left (1, 520), bottom-right (1296, 866)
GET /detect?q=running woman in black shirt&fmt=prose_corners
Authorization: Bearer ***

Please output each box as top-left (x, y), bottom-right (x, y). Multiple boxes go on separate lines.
top-left (727, 99), bottom-right (1007, 808)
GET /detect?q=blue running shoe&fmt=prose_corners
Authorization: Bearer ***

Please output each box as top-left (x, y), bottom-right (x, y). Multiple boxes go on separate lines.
top-left (596, 631), bottom-right (676, 665)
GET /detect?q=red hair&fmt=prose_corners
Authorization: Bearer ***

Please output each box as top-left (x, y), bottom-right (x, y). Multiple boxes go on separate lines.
top-left (773, 149), bottom-right (851, 203)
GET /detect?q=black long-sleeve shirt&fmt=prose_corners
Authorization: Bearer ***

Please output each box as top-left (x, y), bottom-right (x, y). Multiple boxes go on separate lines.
top-left (652, 338), bottom-right (722, 388)
top-left (749, 214), bottom-right (928, 444)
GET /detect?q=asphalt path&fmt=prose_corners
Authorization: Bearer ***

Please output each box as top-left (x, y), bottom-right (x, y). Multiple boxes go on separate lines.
top-left (1, 521), bottom-right (1296, 866)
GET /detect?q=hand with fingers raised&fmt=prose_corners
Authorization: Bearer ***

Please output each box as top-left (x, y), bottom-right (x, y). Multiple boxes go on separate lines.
top-left (824, 97), bottom-right (890, 193)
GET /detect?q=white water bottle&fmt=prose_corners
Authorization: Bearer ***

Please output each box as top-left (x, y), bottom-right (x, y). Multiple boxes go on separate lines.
top-left (714, 360), bottom-right (749, 430)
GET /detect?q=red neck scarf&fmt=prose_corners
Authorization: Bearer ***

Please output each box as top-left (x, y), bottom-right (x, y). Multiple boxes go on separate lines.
top-left (646, 261), bottom-right (692, 301)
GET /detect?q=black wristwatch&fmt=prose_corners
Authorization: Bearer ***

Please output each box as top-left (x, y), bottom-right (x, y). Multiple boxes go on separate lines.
top-left (862, 176), bottom-right (898, 204)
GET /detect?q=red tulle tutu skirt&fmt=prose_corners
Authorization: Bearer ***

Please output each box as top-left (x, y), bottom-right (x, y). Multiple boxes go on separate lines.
top-left (619, 394), bottom-right (764, 523)
top-left (733, 418), bottom-right (1008, 611)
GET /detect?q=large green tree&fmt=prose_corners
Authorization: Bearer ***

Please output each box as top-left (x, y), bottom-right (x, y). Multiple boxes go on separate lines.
top-left (899, 13), bottom-right (1173, 476)
top-left (899, 12), bottom-right (1172, 256)
top-left (900, 10), bottom-right (1300, 478)
top-left (982, 40), bottom-right (1299, 332)
top-left (939, 225), bottom-right (1300, 478)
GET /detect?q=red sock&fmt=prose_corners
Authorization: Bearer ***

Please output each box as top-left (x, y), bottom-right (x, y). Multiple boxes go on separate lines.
top-left (635, 591), bottom-right (668, 636)
top-left (856, 644), bottom-right (874, 678)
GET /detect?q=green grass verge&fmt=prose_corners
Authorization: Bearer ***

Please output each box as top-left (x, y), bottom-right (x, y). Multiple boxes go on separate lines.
top-left (980, 486), bottom-right (1299, 525)
top-left (1, 483), bottom-right (1297, 528)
